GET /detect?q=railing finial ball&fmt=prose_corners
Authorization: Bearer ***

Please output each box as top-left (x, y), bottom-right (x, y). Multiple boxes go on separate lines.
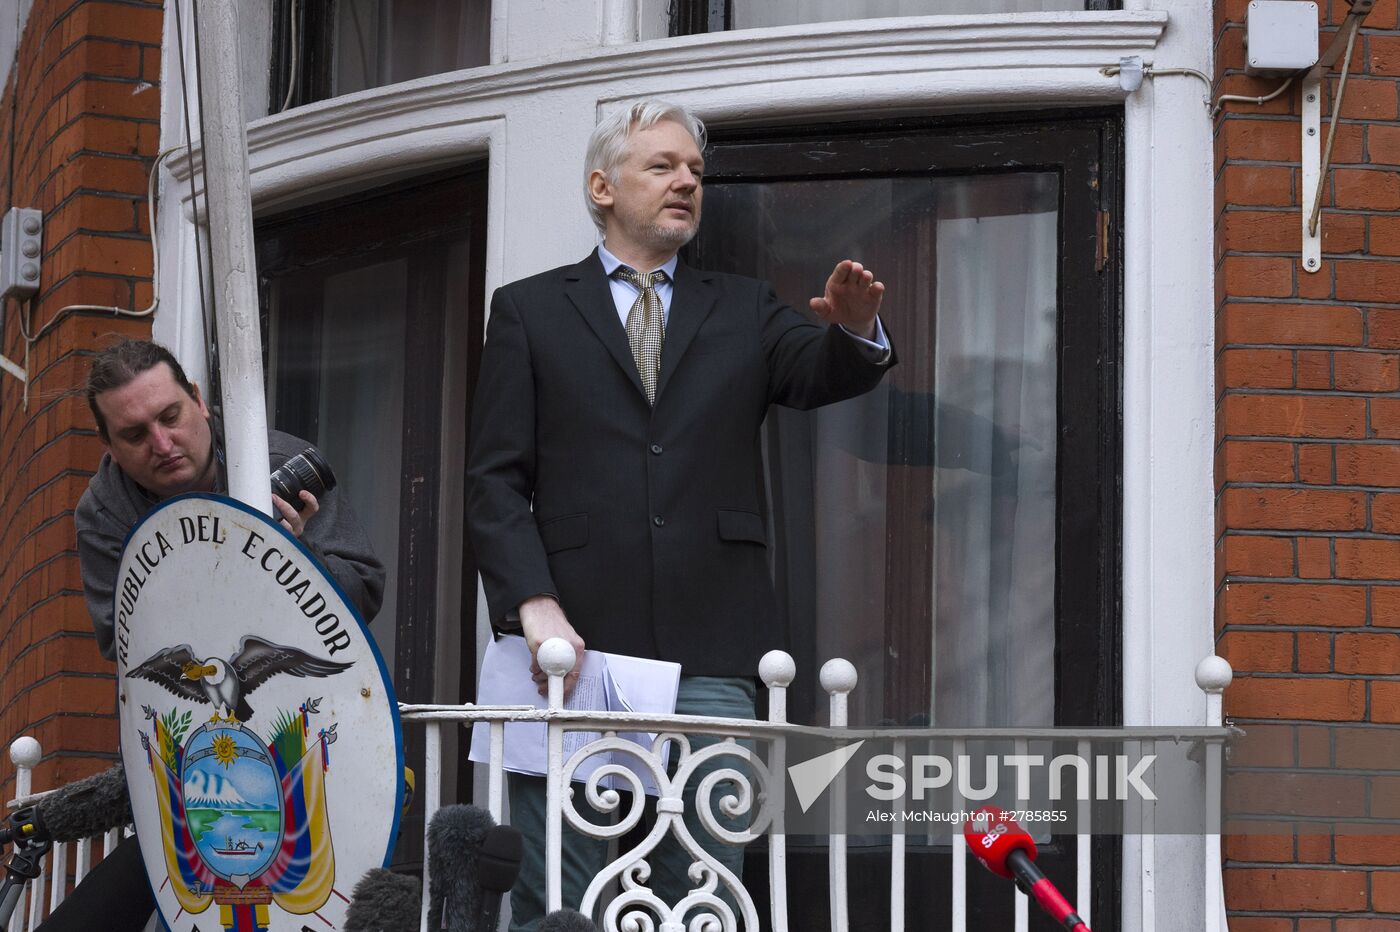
top-left (9, 736), bottom-right (40, 769)
top-left (819, 658), bottom-right (858, 695)
top-left (759, 650), bottom-right (796, 688)
top-left (538, 637), bottom-right (578, 677)
top-left (1195, 654), bottom-right (1233, 692)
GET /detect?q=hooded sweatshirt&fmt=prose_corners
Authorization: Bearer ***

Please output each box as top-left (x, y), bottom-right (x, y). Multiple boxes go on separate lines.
top-left (74, 429), bottom-right (386, 660)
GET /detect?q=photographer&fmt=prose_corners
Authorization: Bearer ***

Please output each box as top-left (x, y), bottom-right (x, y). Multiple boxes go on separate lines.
top-left (38, 338), bottom-right (386, 932)
top-left (76, 339), bottom-right (385, 660)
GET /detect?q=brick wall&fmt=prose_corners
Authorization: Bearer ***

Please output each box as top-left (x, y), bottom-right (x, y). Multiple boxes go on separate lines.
top-left (1216, 0), bottom-right (1400, 927)
top-left (0, 0), bottom-right (162, 800)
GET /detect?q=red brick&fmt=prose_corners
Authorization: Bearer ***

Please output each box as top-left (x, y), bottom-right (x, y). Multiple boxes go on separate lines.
top-left (1220, 163), bottom-right (1294, 207)
top-left (1232, 674), bottom-right (1360, 716)
top-left (1336, 828), bottom-right (1400, 866)
top-left (1222, 394), bottom-right (1366, 439)
top-left (1225, 867), bottom-right (1367, 910)
top-left (1221, 210), bottom-right (1301, 253)
top-left (1222, 919), bottom-right (1292, 932)
top-left (1337, 538), bottom-right (1400, 579)
top-left (71, 3), bottom-right (164, 44)
top-left (1298, 260), bottom-right (1335, 300)
top-left (1222, 255), bottom-right (1295, 298)
top-left (1338, 260), bottom-right (1400, 301)
top-left (1219, 630), bottom-right (1296, 672)
top-left (1298, 831), bottom-right (1332, 863)
top-left (1373, 585), bottom-right (1400, 626)
top-left (1298, 537), bottom-right (1332, 578)
top-left (1221, 534), bottom-right (1296, 578)
top-left (1337, 352), bottom-right (1400, 391)
top-left (1222, 118), bottom-right (1304, 163)
top-left (1370, 398), bottom-right (1400, 439)
top-left (1224, 488), bottom-right (1366, 530)
top-left (1221, 303), bottom-right (1362, 346)
top-left (1297, 631), bottom-right (1333, 672)
top-left (1375, 494), bottom-right (1400, 534)
top-left (1333, 78), bottom-right (1399, 121)
top-left (1336, 168), bottom-right (1400, 210)
top-left (1336, 632), bottom-right (1400, 673)
top-left (1337, 444), bottom-right (1400, 485)
top-left (1220, 440), bottom-right (1296, 483)
top-left (1324, 211), bottom-right (1368, 255)
top-left (1371, 682), bottom-right (1400, 723)
top-left (1221, 348), bottom-right (1295, 389)
top-left (1372, 124), bottom-right (1400, 165)
top-left (1220, 582), bottom-right (1367, 626)
top-left (1372, 862), bottom-right (1400, 906)
top-left (1297, 349), bottom-right (1332, 389)
top-left (1299, 443), bottom-right (1335, 484)
top-left (1222, 835), bottom-right (1295, 866)
top-left (1370, 34), bottom-right (1400, 75)
top-left (1371, 308), bottom-right (1400, 349)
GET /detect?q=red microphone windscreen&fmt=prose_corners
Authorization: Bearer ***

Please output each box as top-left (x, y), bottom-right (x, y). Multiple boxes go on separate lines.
top-left (962, 805), bottom-right (1037, 880)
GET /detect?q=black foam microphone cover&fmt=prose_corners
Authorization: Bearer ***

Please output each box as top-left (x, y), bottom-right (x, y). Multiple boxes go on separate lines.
top-left (478, 824), bottom-right (523, 893)
top-left (427, 804), bottom-right (496, 932)
top-left (342, 868), bottom-right (421, 932)
top-left (35, 763), bottom-right (133, 842)
top-left (476, 824), bottom-right (523, 932)
top-left (538, 909), bottom-right (599, 931)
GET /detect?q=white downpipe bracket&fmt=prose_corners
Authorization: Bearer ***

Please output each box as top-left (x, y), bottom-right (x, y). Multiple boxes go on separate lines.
top-left (1301, 69), bottom-right (1322, 273)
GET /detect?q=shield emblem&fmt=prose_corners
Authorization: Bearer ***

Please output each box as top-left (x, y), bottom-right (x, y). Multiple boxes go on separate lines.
top-left (182, 720), bottom-right (281, 888)
top-left (117, 494), bottom-right (401, 931)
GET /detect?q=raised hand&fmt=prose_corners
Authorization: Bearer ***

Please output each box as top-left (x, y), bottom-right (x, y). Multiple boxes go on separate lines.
top-left (809, 259), bottom-right (885, 341)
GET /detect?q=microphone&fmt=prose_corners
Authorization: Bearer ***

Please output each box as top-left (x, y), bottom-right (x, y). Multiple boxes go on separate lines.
top-left (343, 868), bottom-right (421, 932)
top-left (963, 806), bottom-right (1091, 932)
top-left (0, 763), bottom-right (132, 846)
top-left (538, 909), bottom-right (598, 931)
top-left (477, 824), bottom-right (523, 932)
top-left (427, 804), bottom-right (495, 932)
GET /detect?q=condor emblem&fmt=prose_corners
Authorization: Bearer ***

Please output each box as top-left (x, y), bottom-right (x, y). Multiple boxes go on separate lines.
top-left (116, 494), bottom-right (401, 932)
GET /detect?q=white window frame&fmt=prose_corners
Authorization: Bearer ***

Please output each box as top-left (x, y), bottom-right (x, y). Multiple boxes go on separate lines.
top-left (157, 5), bottom-right (1216, 927)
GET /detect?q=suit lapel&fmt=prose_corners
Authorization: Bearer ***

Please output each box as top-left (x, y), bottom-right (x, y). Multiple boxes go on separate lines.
top-left (565, 251), bottom-right (646, 400)
top-left (656, 261), bottom-right (717, 402)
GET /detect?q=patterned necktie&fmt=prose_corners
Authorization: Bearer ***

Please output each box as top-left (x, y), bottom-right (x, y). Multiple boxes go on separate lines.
top-left (614, 266), bottom-right (667, 405)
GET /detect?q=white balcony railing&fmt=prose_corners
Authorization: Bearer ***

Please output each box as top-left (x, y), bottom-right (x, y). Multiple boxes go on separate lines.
top-left (6, 650), bottom-right (1234, 932)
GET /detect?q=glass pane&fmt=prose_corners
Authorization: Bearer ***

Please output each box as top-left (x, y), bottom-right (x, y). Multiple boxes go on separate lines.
top-left (698, 172), bottom-right (1058, 729)
top-left (735, 0), bottom-right (1086, 27)
top-left (268, 260), bottom-right (408, 668)
top-left (333, 0), bottom-right (490, 95)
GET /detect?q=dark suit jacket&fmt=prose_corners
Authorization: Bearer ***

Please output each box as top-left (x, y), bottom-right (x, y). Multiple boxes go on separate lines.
top-left (466, 250), bottom-right (895, 676)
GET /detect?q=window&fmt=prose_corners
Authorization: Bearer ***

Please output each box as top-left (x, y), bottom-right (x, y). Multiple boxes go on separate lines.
top-left (688, 113), bottom-right (1122, 928)
top-left (672, 0), bottom-right (1120, 34)
top-left (255, 168), bottom-right (488, 865)
top-left (270, 0), bottom-right (491, 111)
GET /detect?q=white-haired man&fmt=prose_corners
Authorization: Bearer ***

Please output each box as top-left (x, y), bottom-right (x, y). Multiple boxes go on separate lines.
top-left (467, 100), bottom-right (895, 930)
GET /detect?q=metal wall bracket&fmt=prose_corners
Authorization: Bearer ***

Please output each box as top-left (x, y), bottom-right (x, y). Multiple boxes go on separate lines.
top-left (1301, 67), bottom-right (1322, 273)
top-left (0, 353), bottom-right (25, 386)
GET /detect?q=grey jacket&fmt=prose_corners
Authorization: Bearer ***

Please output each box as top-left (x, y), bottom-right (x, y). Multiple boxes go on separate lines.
top-left (75, 429), bottom-right (386, 660)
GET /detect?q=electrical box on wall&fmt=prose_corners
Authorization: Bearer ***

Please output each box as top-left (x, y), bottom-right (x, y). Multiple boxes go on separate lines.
top-left (0, 207), bottom-right (44, 300)
top-left (1245, 0), bottom-right (1320, 75)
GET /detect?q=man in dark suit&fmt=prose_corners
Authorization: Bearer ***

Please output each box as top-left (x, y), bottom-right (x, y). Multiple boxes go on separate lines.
top-left (467, 100), bottom-right (894, 931)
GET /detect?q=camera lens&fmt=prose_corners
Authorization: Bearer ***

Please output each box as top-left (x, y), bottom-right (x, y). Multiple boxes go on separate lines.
top-left (270, 447), bottom-right (336, 512)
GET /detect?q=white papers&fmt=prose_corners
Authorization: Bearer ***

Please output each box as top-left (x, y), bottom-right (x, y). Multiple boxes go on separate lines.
top-left (468, 635), bottom-right (682, 795)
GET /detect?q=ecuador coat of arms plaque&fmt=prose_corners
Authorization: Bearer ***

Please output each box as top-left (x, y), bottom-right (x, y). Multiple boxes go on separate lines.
top-left (115, 494), bottom-right (402, 932)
